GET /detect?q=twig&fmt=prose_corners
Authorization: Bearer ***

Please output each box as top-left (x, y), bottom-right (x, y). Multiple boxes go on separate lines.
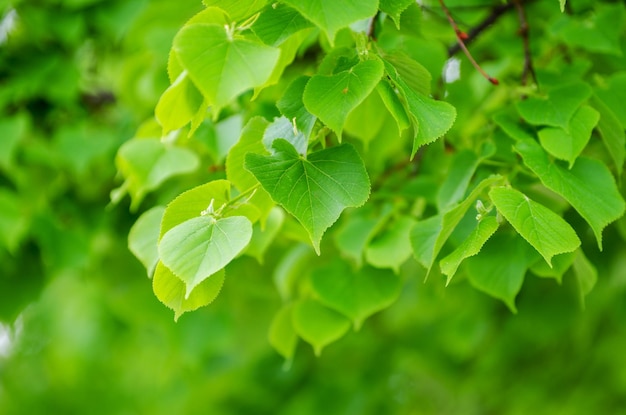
top-left (439, 0), bottom-right (499, 85)
top-left (447, 3), bottom-right (514, 56)
top-left (512, 0), bottom-right (537, 87)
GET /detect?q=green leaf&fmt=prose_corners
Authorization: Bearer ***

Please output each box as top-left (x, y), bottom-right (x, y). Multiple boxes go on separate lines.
top-left (128, 206), bottom-right (165, 278)
top-left (590, 95), bottom-right (625, 176)
top-left (530, 251), bottom-right (575, 284)
top-left (155, 71), bottom-right (204, 135)
top-left (225, 117), bottom-right (275, 223)
top-left (411, 176), bottom-right (504, 275)
top-left (381, 50), bottom-right (431, 96)
top-left (559, 0), bottom-right (566, 12)
top-left (0, 189), bottom-right (28, 254)
top-left (365, 216), bottom-right (415, 273)
top-left (380, 0), bottom-right (415, 28)
top-left (201, 0), bottom-right (269, 22)
top-left (269, 304), bottom-right (299, 363)
top-left (282, 0), bottom-right (378, 43)
top-left (200, 114), bottom-right (243, 164)
top-left (159, 215), bottom-right (252, 298)
top-left (489, 186), bottom-right (580, 266)
top-left (440, 216), bottom-right (499, 285)
top-left (245, 139), bottom-right (371, 253)
top-left (153, 261), bottom-right (225, 321)
top-left (344, 86), bottom-right (387, 147)
top-left (292, 299), bottom-right (351, 356)
top-left (596, 73), bottom-right (626, 129)
top-left (572, 249), bottom-right (597, 309)
top-left (173, 23), bottom-right (280, 115)
top-left (263, 116), bottom-right (308, 155)
top-left (273, 244), bottom-right (315, 301)
top-left (252, 3), bottom-right (313, 46)
top-left (515, 138), bottom-right (625, 249)
top-left (160, 180), bottom-right (259, 238)
top-left (516, 83), bottom-right (592, 129)
top-left (303, 59), bottom-right (384, 140)
top-left (537, 105), bottom-right (599, 168)
top-left (437, 150), bottom-right (480, 211)
top-left (466, 232), bottom-right (540, 313)
top-left (116, 138), bottom-right (200, 211)
top-left (311, 261), bottom-right (402, 330)
top-left (384, 59), bottom-right (456, 156)
top-left (0, 114), bottom-right (28, 172)
top-left (244, 206), bottom-right (285, 263)
top-left (376, 79), bottom-right (411, 133)
top-left (277, 76), bottom-right (317, 139)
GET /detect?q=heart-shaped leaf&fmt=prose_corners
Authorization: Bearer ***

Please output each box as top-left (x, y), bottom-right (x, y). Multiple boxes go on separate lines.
top-left (245, 139), bottom-right (370, 253)
top-left (155, 70), bottom-right (204, 135)
top-left (173, 23), bottom-right (280, 114)
top-left (365, 216), bottom-right (415, 273)
top-left (292, 299), bottom-right (351, 356)
top-left (128, 206), bottom-right (165, 278)
top-left (516, 83), bottom-right (592, 129)
top-left (303, 59), bottom-right (384, 140)
top-left (158, 215), bottom-right (252, 298)
top-left (310, 261), bottom-right (402, 330)
top-left (152, 261), bottom-right (225, 321)
top-left (537, 105), bottom-right (599, 168)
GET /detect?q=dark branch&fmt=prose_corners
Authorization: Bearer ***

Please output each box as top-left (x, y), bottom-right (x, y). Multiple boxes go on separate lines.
top-left (512, 0), bottom-right (537, 87)
top-left (447, 3), bottom-right (514, 56)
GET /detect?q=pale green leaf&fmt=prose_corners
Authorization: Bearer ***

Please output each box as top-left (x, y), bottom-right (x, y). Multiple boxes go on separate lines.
top-left (559, 0), bottom-right (566, 12)
top-left (365, 216), bottom-right (416, 273)
top-left (153, 261), bottom-right (225, 321)
top-left (292, 299), bottom-right (351, 356)
top-left (201, 0), bottom-right (269, 22)
top-left (530, 251), bottom-right (575, 284)
top-left (173, 23), bottom-right (280, 115)
top-left (155, 71), bottom-right (204, 135)
top-left (311, 261), bottom-right (402, 330)
top-left (263, 116), bottom-right (307, 155)
top-left (537, 105), bottom-right (599, 168)
top-left (515, 138), bottom-right (625, 249)
top-left (440, 215), bottom-right (499, 284)
top-left (489, 186), bottom-right (580, 266)
top-left (344, 86), bottom-right (387, 147)
top-left (516, 83), bottom-right (592, 129)
top-left (116, 138), bottom-right (199, 211)
top-left (282, 0), bottom-right (378, 43)
top-left (303, 59), bottom-right (384, 140)
top-left (245, 139), bottom-right (371, 253)
top-left (269, 304), bottom-right (298, 363)
top-left (159, 215), bottom-right (252, 298)
top-left (466, 232), bottom-right (540, 313)
top-left (128, 206), bottom-right (165, 278)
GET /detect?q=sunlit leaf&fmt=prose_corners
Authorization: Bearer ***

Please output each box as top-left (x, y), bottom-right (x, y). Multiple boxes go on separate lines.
top-left (128, 206), bottom-right (165, 278)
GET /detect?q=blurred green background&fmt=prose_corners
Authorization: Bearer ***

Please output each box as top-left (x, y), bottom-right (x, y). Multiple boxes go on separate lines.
top-left (1, 1), bottom-right (626, 414)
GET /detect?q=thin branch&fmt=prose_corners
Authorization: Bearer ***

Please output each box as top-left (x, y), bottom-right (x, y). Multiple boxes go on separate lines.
top-left (512, 0), bottom-right (537, 87)
top-left (447, 3), bottom-right (514, 56)
top-left (439, 0), bottom-right (499, 85)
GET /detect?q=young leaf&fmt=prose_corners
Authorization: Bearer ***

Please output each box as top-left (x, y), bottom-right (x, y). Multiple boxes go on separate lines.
top-left (277, 76), bottom-right (317, 139)
top-left (155, 70), bottom-right (204, 135)
top-left (252, 3), bottom-right (313, 46)
top-left (152, 262), bottom-right (225, 321)
top-left (116, 138), bottom-right (199, 211)
top-left (466, 232), bottom-right (540, 313)
top-left (158, 215), bottom-right (252, 298)
top-left (292, 299), bottom-right (351, 356)
top-left (269, 304), bottom-right (299, 363)
top-left (537, 105), bottom-right (599, 168)
top-left (384, 59), bottom-right (456, 156)
top-left (303, 59), bottom-right (384, 140)
top-left (411, 176), bottom-right (504, 275)
top-left (515, 138), bottom-right (625, 249)
top-left (440, 215), bottom-right (499, 285)
top-left (365, 216), bottom-right (416, 273)
top-left (489, 186), bottom-right (580, 266)
top-left (516, 83), bottom-right (592, 129)
top-left (173, 24), bottom-right (280, 115)
top-left (245, 139), bottom-right (371, 253)
top-left (282, 0), bottom-right (378, 43)
top-left (128, 206), bottom-right (165, 278)
top-left (311, 261), bottom-right (402, 330)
